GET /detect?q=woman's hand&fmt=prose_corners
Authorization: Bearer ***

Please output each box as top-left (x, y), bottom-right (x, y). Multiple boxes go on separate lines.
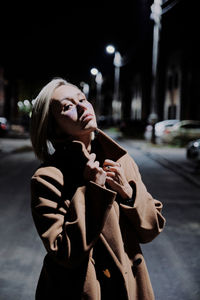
top-left (103, 159), bottom-right (133, 199)
top-left (83, 153), bottom-right (107, 187)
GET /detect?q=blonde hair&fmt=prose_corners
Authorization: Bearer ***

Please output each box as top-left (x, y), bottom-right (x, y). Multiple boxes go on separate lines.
top-left (30, 78), bottom-right (74, 162)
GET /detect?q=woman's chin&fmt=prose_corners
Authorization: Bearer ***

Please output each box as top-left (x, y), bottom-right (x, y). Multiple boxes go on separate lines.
top-left (82, 119), bottom-right (97, 131)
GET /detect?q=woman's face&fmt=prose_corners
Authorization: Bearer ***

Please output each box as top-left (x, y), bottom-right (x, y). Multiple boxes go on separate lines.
top-left (51, 84), bottom-right (97, 139)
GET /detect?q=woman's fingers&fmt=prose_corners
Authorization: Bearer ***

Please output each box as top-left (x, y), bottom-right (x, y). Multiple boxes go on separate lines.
top-left (91, 160), bottom-right (100, 169)
top-left (86, 153), bottom-right (99, 168)
top-left (103, 165), bottom-right (120, 173)
top-left (84, 153), bottom-right (106, 186)
top-left (106, 175), bottom-right (133, 199)
top-left (106, 171), bottom-right (116, 178)
top-left (103, 159), bottom-right (121, 167)
top-left (88, 153), bottom-right (96, 163)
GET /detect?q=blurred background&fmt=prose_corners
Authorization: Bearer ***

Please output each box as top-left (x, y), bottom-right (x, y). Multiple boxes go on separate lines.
top-left (0, 0), bottom-right (200, 145)
top-left (0, 0), bottom-right (200, 299)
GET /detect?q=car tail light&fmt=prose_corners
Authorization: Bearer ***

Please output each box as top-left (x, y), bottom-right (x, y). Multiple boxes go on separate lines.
top-left (164, 129), bottom-right (171, 134)
top-left (0, 124), bottom-right (6, 130)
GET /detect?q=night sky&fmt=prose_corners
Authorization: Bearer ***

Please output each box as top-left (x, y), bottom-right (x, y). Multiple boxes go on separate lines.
top-left (0, 1), bottom-right (151, 86)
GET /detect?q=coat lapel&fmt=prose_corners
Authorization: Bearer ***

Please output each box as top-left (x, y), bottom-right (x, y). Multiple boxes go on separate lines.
top-left (53, 129), bottom-right (128, 269)
top-left (101, 205), bottom-right (127, 268)
top-left (95, 129), bottom-right (127, 161)
top-left (93, 129), bottom-right (128, 268)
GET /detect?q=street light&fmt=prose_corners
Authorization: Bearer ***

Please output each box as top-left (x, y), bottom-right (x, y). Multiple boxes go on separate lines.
top-left (80, 81), bottom-right (90, 99)
top-left (149, 0), bottom-right (162, 143)
top-left (90, 68), bottom-right (99, 76)
top-left (90, 68), bottom-right (103, 119)
top-left (106, 45), bottom-right (115, 54)
top-left (106, 44), bottom-right (122, 123)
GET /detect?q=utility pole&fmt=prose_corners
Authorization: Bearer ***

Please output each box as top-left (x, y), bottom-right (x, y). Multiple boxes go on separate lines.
top-left (149, 0), bottom-right (162, 143)
top-left (80, 81), bottom-right (90, 99)
top-left (113, 51), bottom-right (122, 123)
top-left (95, 71), bottom-right (103, 120)
top-left (105, 46), bottom-right (123, 124)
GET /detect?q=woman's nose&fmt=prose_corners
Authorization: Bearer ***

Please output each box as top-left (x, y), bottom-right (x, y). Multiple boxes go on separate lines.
top-left (77, 102), bottom-right (87, 115)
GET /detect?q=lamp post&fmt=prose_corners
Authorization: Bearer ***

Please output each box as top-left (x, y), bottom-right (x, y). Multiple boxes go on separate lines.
top-left (90, 68), bottom-right (103, 120)
top-left (106, 45), bottom-right (122, 124)
top-left (149, 0), bottom-right (162, 143)
top-left (80, 81), bottom-right (90, 99)
top-left (95, 71), bottom-right (103, 119)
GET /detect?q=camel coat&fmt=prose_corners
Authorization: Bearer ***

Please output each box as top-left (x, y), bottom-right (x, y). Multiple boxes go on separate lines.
top-left (31, 129), bottom-right (166, 300)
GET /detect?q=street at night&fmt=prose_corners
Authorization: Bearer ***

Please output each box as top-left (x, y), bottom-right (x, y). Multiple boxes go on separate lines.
top-left (0, 134), bottom-right (199, 300)
top-left (0, 0), bottom-right (200, 299)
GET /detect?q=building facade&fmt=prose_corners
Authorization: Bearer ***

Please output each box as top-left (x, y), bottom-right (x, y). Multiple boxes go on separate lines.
top-left (120, 0), bottom-right (200, 136)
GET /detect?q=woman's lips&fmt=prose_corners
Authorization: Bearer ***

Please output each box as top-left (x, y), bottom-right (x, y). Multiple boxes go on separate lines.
top-left (81, 113), bottom-right (94, 122)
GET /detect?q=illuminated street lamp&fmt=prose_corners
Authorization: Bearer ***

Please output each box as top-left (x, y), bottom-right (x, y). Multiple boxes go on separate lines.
top-left (106, 45), bottom-right (115, 54)
top-left (80, 81), bottom-right (90, 99)
top-left (90, 68), bottom-right (103, 119)
top-left (106, 44), bottom-right (122, 123)
top-left (95, 71), bottom-right (103, 119)
top-left (90, 68), bottom-right (99, 76)
top-left (149, 0), bottom-right (162, 143)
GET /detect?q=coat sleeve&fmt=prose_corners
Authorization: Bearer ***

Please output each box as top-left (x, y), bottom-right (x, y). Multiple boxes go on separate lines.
top-left (118, 154), bottom-right (166, 243)
top-left (31, 166), bottom-right (116, 268)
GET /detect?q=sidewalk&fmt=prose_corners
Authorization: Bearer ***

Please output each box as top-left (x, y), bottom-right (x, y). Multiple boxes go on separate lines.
top-left (103, 128), bottom-right (200, 189)
top-left (125, 138), bottom-right (200, 188)
top-left (0, 137), bottom-right (32, 154)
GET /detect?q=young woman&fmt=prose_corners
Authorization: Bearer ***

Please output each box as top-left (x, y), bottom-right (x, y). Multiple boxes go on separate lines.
top-left (30, 78), bottom-right (166, 300)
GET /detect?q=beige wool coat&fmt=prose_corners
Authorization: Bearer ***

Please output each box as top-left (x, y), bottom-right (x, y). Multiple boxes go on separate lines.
top-left (31, 129), bottom-right (166, 300)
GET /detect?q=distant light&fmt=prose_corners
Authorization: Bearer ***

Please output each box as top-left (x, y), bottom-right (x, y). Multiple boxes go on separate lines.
top-left (113, 51), bottom-right (122, 67)
top-left (31, 99), bottom-right (36, 106)
top-left (24, 100), bottom-right (30, 107)
top-left (194, 142), bottom-right (199, 147)
top-left (80, 82), bottom-right (89, 94)
top-left (106, 45), bottom-right (115, 54)
top-left (17, 101), bottom-right (23, 108)
top-left (95, 72), bottom-right (103, 84)
top-left (90, 68), bottom-right (98, 76)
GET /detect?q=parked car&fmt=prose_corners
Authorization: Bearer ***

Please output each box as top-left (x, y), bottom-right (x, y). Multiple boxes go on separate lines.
top-left (186, 139), bottom-right (200, 162)
top-left (0, 117), bottom-right (10, 136)
top-left (162, 120), bottom-right (200, 145)
top-left (144, 119), bottom-right (179, 143)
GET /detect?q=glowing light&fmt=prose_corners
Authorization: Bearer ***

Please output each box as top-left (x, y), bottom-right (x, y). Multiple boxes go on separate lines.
top-left (106, 45), bottom-right (115, 54)
top-left (17, 101), bottom-right (23, 108)
top-left (31, 99), bottom-right (36, 106)
top-left (194, 142), bottom-right (199, 147)
top-left (90, 68), bottom-right (99, 76)
top-left (24, 100), bottom-right (30, 107)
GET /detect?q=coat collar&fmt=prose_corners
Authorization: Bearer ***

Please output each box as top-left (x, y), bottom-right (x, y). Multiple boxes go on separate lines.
top-left (51, 130), bottom-right (127, 268)
top-left (95, 128), bottom-right (127, 161)
top-left (53, 128), bottom-right (127, 163)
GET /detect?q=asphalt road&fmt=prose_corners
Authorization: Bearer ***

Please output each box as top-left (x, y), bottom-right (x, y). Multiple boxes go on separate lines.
top-left (0, 142), bottom-right (199, 300)
top-left (119, 139), bottom-right (200, 300)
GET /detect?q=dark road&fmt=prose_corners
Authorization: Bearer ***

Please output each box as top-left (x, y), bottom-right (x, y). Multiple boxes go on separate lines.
top-left (0, 151), bottom-right (45, 299)
top-left (119, 139), bottom-right (200, 300)
top-left (0, 139), bottom-right (200, 300)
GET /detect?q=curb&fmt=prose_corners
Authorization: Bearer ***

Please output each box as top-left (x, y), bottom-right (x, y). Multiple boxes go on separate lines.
top-left (129, 140), bottom-right (200, 189)
top-left (103, 131), bottom-right (200, 188)
top-left (144, 151), bottom-right (200, 189)
top-left (0, 138), bottom-right (33, 156)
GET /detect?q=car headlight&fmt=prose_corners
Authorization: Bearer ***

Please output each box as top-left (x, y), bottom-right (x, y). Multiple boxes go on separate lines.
top-left (193, 142), bottom-right (200, 148)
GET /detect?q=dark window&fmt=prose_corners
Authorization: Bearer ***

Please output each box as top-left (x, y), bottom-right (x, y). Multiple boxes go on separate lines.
top-left (168, 105), bottom-right (177, 119)
top-left (181, 124), bottom-right (200, 129)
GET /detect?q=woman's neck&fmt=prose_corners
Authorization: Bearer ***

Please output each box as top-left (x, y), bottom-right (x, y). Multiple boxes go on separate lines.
top-left (76, 131), bottom-right (95, 153)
